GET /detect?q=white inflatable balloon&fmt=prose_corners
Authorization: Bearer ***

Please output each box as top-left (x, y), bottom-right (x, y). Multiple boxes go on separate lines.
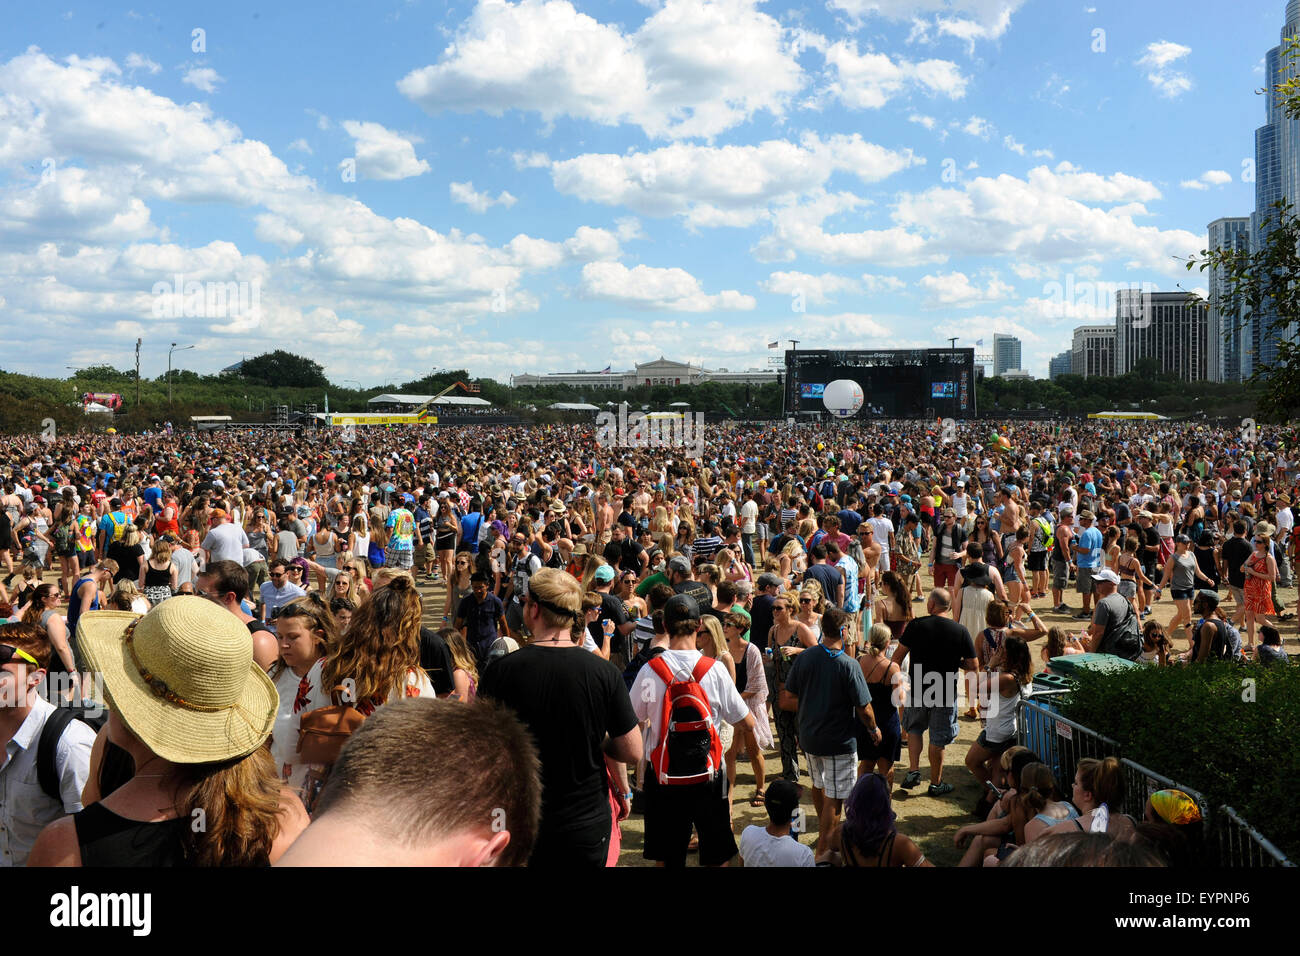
top-left (822, 379), bottom-right (864, 419)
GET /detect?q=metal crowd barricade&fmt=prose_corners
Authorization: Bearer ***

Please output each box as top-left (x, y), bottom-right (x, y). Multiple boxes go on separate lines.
top-left (1215, 806), bottom-right (1296, 868)
top-left (1120, 757), bottom-right (1212, 835)
top-left (1016, 698), bottom-right (1121, 791)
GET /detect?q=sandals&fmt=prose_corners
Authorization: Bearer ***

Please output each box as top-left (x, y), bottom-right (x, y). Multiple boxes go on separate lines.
top-left (750, 789), bottom-right (765, 807)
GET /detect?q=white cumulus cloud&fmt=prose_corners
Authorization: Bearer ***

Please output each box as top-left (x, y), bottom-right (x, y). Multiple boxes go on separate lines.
top-left (450, 180), bottom-right (518, 212)
top-left (580, 261), bottom-right (755, 311)
top-left (398, 0), bottom-right (805, 140)
top-left (181, 66), bottom-right (222, 93)
top-left (340, 120), bottom-right (431, 180)
top-left (1138, 41), bottom-right (1192, 98)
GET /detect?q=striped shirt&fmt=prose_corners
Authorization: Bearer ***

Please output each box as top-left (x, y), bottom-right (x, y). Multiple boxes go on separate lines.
top-left (691, 535), bottom-right (723, 560)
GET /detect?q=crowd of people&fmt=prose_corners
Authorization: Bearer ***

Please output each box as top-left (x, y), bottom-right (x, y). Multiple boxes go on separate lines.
top-left (0, 415), bottom-right (1295, 867)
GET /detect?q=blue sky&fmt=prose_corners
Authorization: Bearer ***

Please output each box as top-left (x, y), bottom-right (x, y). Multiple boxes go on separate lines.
top-left (0, 0), bottom-right (1283, 383)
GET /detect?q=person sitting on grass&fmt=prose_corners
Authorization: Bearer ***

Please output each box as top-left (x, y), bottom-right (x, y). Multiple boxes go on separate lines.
top-left (954, 747), bottom-right (1039, 867)
top-left (737, 779), bottom-right (813, 867)
top-left (829, 772), bottom-right (930, 867)
top-left (1256, 624), bottom-right (1288, 665)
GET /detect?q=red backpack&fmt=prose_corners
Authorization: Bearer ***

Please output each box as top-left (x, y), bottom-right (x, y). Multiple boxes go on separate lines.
top-left (647, 655), bottom-right (723, 786)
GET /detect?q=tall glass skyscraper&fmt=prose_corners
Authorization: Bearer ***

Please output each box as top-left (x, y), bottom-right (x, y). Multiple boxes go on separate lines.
top-left (1250, 0), bottom-right (1300, 375)
top-left (1208, 217), bottom-right (1251, 383)
top-left (992, 333), bottom-right (1021, 376)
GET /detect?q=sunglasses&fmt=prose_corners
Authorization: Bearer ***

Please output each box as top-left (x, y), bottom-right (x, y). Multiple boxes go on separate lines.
top-left (270, 572), bottom-right (286, 579)
top-left (799, 598), bottom-right (813, 604)
top-left (0, 644), bottom-right (40, 667)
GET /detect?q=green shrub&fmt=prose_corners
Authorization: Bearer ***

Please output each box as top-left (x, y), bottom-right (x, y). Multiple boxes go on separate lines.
top-left (1062, 662), bottom-right (1300, 861)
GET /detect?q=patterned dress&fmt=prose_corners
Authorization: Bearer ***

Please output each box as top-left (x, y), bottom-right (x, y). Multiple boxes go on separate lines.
top-left (1243, 553), bottom-right (1275, 615)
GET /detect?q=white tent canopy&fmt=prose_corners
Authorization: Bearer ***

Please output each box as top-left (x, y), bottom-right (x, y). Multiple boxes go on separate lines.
top-left (83, 402), bottom-right (112, 414)
top-left (367, 393), bottom-right (492, 407)
top-left (548, 402), bottom-right (600, 411)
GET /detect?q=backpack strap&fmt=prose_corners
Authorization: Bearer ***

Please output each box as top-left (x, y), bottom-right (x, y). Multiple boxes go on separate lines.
top-left (37, 706), bottom-right (81, 804)
top-left (647, 654), bottom-right (673, 685)
top-left (690, 655), bottom-right (714, 684)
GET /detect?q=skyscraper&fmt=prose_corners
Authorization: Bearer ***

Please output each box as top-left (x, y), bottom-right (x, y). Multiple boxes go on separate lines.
top-left (1071, 325), bottom-right (1115, 378)
top-left (993, 333), bottom-right (1022, 376)
top-left (1115, 291), bottom-right (1210, 382)
top-left (1208, 217), bottom-right (1251, 384)
top-left (1048, 350), bottom-right (1072, 380)
top-left (1250, 1), bottom-right (1300, 376)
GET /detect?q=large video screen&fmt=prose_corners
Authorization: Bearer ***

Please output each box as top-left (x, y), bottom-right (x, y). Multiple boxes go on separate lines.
top-left (785, 349), bottom-right (975, 419)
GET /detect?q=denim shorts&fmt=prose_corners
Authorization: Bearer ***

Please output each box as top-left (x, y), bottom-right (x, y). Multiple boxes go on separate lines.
top-left (903, 703), bottom-right (960, 747)
top-left (1171, 588), bottom-right (1194, 601)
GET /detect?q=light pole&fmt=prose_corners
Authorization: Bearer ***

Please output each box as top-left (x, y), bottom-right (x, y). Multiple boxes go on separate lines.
top-left (168, 343), bottom-right (194, 404)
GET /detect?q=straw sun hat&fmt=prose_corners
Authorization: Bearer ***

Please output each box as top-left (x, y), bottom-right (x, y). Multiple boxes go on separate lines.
top-left (77, 600), bottom-right (278, 764)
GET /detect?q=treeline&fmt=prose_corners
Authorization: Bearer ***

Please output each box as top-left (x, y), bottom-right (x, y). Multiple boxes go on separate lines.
top-left (977, 359), bottom-right (1266, 419)
top-left (2, 350), bottom-right (1271, 435)
top-left (0, 353), bottom-right (785, 434)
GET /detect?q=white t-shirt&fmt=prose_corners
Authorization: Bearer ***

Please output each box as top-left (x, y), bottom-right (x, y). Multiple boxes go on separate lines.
top-left (740, 500), bottom-right (759, 534)
top-left (739, 826), bottom-right (815, 867)
top-left (271, 660), bottom-right (326, 792)
top-left (868, 517), bottom-right (893, 570)
top-left (202, 523), bottom-right (250, 564)
top-left (631, 649), bottom-right (749, 750)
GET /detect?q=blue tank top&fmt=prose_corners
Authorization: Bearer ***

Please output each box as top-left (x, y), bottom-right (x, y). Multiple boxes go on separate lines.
top-left (67, 576), bottom-right (99, 635)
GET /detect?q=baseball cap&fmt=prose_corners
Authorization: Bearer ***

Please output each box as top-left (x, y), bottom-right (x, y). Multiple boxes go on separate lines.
top-left (593, 565), bottom-right (616, 584)
top-left (756, 572), bottom-right (783, 590)
top-left (667, 555), bottom-right (691, 575)
top-left (663, 593), bottom-right (701, 631)
top-left (1092, 568), bottom-right (1120, 585)
top-left (1078, 510), bottom-right (1095, 521)
top-left (763, 779), bottom-right (802, 824)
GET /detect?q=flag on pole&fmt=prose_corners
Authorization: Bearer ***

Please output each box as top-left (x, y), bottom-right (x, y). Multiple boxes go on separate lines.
top-left (600, 365), bottom-right (611, 374)
top-left (767, 341), bottom-right (779, 348)
top-left (976, 338), bottom-right (984, 346)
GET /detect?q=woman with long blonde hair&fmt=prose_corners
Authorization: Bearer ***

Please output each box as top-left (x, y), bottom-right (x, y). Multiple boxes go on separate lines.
top-left (697, 615), bottom-right (738, 809)
top-left (325, 567), bottom-right (367, 607)
top-left (779, 539), bottom-right (807, 588)
top-left (579, 556), bottom-right (610, 595)
top-left (440, 626), bottom-right (479, 701)
top-left (794, 580), bottom-right (824, 639)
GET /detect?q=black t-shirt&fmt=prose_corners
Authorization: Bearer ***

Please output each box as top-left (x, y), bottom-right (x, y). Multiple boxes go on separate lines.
top-left (588, 591), bottom-right (631, 657)
top-left (602, 539), bottom-right (623, 566)
top-left (618, 539), bottom-right (645, 573)
top-left (418, 626), bottom-right (455, 696)
top-left (1221, 535), bottom-right (1253, 589)
top-left (1140, 525), bottom-right (1161, 565)
top-left (478, 646), bottom-right (638, 846)
top-left (750, 593), bottom-right (776, 651)
top-left (897, 614), bottom-right (975, 709)
top-left (107, 541), bottom-right (144, 583)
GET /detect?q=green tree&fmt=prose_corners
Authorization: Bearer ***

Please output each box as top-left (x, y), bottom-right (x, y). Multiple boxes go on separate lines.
top-left (240, 351), bottom-right (329, 388)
